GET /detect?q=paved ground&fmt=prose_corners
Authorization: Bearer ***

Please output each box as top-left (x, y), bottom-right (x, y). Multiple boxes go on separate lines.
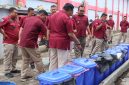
top-left (0, 31), bottom-right (129, 85)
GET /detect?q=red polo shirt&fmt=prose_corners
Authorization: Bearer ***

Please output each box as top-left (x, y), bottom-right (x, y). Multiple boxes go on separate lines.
top-left (73, 14), bottom-right (89, 37)
top-left (19, 16), bottom-right (27, 27)
top-left (107, 20), bottom-right (115, 29)
top-left (93, 19), bottom-right (107, 39)
top-left (19, 16), bottom-right (46, 48)
top-left (38, 19), bottom-right (47, 38)
top-left (92, 19), bottom-right (100, 36)
top-left (120, 20), bottom-right (129, 33)
top-left (0, 16), bottom-right (20, 44)
top-left (48, 10), bottom-right (73, 50)
top-left (46, 15), bottom-right (52, 27)
top-left (71, 18), bottom-right (77, 31)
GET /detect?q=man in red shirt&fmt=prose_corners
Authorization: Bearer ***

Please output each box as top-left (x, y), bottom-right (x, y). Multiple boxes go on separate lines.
top-left (107, 15), bottom-right (115, 44)
top-left (118, 16), bottom-right (129, 44)
top-left (73, 5), bottom-right (89, 57)
top-left (48, 3), bottom-right (81, 71)
top-left (19, 7), bottom-right (35, 27)
top-left (0, 7), bottom-right (20, 78)
top-left (46, 5), bottom-right (57, 39)
top-left (91, 13), bottom-right (108, 55)
top-left (90, 15), bottom-right (100, 54)
top-left (39, 5), bottom-right (57, 42)
top-left (19, 7), bottom-right (36, 69)
top-left (19, 10), bottom-right (48, 80)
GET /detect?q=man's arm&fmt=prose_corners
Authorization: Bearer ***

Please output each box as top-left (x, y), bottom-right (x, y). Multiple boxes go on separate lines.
top-left (47, 29), bottom-right (50, 40)
top-left (68, 33), bottom-right (80, 45)
top-left (0, 19), bottom-right (9, 39)
top-left (91, 26), bottom-right (94, 37)
top-left (95, 23), bottom-right (103, 31)
top-left (0, 29), bottom-right (8, 40)
top-left (66, 18), bottom-right (82, 49)
top-left (68, 33), bottom-right (82, 50)
top-left (120, 21), bottom-right (122, 27)
top-left (87, 26), bottom-right (91, 35)
top-left (41, 23), bottom-right (49, 47)
top-left (18, 27), bottom-right (23, 44)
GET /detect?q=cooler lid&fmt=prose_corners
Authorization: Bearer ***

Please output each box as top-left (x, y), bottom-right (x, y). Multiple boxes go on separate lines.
top-left (91, 54), bottom-right (99, 59)
top-left (0, 82), bottom-right (16, 85)
top-left (72, 58), bottom-right (97, 68)
top-left (37, 70), bottom-right (72, 84)
top-left (58, 64), bottom-right (85, 75)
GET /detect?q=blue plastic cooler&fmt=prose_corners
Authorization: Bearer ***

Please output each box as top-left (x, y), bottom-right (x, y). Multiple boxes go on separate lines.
top-left (105, 49), bottom-right (122, 68)
top-left (0, 82), bottom-right (16, 85)
top-left (91, 54), bottom-right (110, 85)
top-left (72, 58), bottom-right (97, 85)
top-left (58, 64), bottom-right (85, 85)
top-left (58, 64), bottom-right (85, 75)
top-left (37, 70), bottom-right (72, 85)
top-left (119, 44), bottom-right (129, 61)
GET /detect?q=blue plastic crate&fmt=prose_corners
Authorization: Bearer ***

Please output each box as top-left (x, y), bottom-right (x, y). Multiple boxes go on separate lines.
top-left (37, 70), bottom-right (72, 85)
top-left (0, 82), bottom-right (16, 85)
top-left (58, 64), bottom-right (85, 75)
top-left (72, 58), bottom-right (97, 85)
top-left (73, 58), bottom-right (97, 69)
top-left (58, 64), bottom-right (85, 85)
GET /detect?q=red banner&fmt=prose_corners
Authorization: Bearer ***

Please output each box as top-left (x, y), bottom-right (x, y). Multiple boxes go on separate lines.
top-left (16, 0), bottom-right (26, 7)
top-left (57, 0), bottom-right (69, 10)
top-left (44, 0), bottom-right (57, 3)
top-left (57, 0), bottom-right (83, 10)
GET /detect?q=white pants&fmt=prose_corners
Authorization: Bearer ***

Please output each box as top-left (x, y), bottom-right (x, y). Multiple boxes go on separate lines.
top-left (49, 48), bottom-right (70, 71)
top-left (118, 32), bottom-right (127, 44)
top-left (4, 44), bottom-right (18, 73)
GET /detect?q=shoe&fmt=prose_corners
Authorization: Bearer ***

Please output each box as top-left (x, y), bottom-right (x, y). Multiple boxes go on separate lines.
top-left (21, 76), bottom-right (33, 82)
top-left (30, 63), bottom-right (35, 69)
top-left (21, 78), bottom-right (27, 82)
top-left (5, 73), bottom-right (14, 78)
top-left (89, 54), bottom-right (92, 58)
top-left (110, 41), bottom-right (112, 44)
top-left (11, 70), bottom-right (21, 73)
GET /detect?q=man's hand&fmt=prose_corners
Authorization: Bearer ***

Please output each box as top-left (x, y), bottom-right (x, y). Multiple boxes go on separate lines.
top-left (45, 40), bottom-right (49, 48)
top-left (3, 33), bottom-right (8, 40)
top-left (76, 44), bottom-right (82, 51)
top-left (18, 39), bottom-right (20, 45)
top-left (73, 29), bottom-right (77, 33)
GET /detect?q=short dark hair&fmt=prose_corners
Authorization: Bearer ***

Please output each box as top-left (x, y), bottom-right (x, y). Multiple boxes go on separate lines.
top-left (63, 3), bottom-right (74, 11)
top-left (9, 7), bottom-right (17, 13)
top-left (109, 15), bottom-right (112, 17)
top-left (28, 7), bottom-right (34, 12)
top-left (124, 16), bottom-right (127, 18)
top-left (89, 19), bottom-right (93, 22)
top-left (37, 10), bottom-right (48, 16)
top-left (78, 5), bottom-right (85, 10)
top-left (51, 5), bottom-right (57, 8)
top-left (101, 13), bottom-right (107, 17)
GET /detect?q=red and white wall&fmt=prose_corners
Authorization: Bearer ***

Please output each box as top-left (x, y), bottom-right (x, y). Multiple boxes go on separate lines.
top-left (25, 0), bottom-right (129, 30)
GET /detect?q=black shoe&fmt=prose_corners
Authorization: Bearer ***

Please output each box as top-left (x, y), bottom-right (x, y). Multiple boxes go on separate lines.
top-left (30, 63), bottom-right (35, 69)
top-left (5, 73), bottom-right (14, 78)
top-left (10, 70), bottom-right (21, 73)
top-left (21, 76), bottom-right (33, 82)
top-left (89, 54), bottom-right (92, 58)
top-left (110, 41), bottom-right (112, 44)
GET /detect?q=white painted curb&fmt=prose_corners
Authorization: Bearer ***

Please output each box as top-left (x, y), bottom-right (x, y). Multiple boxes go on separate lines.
top-left (99, 59), bottom-right (129, 85)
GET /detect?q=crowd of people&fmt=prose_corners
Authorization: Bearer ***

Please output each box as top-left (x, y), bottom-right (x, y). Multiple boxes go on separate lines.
top-left (0, 3), bottom-right (129, 81)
